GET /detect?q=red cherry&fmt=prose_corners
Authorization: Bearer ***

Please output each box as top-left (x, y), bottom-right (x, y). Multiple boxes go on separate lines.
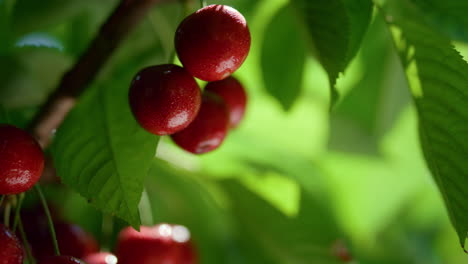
top-left (129, 64), bottom-right (201, 135)
top-left (171, 92), bottom-right (229, 154)
top-left (205, 76), bottom-right (247, 128)
top-left (38, 256), bottom-right (86, 264)
top-left (32, 222), bottom-right (99, 260)
top-left (0, 224), bottom-right (24, 264)
top-left (175, 5), bottom-right (251, 81)
top-left (116, 224), bottom-right (197, 264)
top-left (83, 252), bottom-right (118, 264)
top-left (0, 124), bottom-right (44, 195)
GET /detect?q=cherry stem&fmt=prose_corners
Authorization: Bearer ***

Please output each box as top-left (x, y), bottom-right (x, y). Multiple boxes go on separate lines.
top-left (18, 217), bottom-right (36, 264)
top-left (0, 195), bottom-right (4, 208)
top-left (12, 193), bottom-right (24, 232)
top-left (199, 0), bottom-right (206, 8)
top-left (35, 184), bottom-right (61, 256)
top-left (3, 201), bottom-right (11, 227)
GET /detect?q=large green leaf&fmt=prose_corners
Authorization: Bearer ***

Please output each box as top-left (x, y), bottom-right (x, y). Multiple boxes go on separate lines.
top-left (410, 0), bottom-right (468, 42)
top-left (52, 74), bottom-right (158, 228)
top-left (380, 0), bottom-right (468, 249)
top-left (261, 4), bottom-right (306, 110)
top-left (291, 0), bottom-right (373, 105)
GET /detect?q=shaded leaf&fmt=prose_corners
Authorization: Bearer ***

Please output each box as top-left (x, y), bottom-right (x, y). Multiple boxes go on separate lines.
top-left (410, 0), bottom-right (468, 42)
top-left (0, 47), bottom-right (72, 108)
top-left (329, 17), bottom-right (411, 155)
top-left (261, 4), bottom-right (306, 110)
top-left (381, 0), bottom-right (468, 249)
top-left (222, 179), bottom-right (346, 264)
top-left (52, 73), bottom-right (158, 228)
top-left (291, 0), bottom-right (373, 105)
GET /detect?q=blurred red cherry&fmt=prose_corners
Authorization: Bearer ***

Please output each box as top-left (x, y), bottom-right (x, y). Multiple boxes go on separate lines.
top-left (116, 224), bottom-right (197, 264)
top-left (83, 252), bottom-right (118, 264)
top-left (38, 256), bottom-right (86, 264)
top-left (0, 224), bottom-right (24, 264)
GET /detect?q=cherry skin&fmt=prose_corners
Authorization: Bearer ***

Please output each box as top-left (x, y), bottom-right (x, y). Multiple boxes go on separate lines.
top-left (83, 252), bottom-right (118, 264)
top-left (205, 76), bottom-right (247, 128)
top-left (31, 222), bottom-right (99, 261)
top-left (0, 124), bottom-right (44, 195)
top-left (129, 64), bottom-right (201, 136)
top-left (38, 256), bottom-right (86, 264)
top-left (171, 92), bottom-right (229, 154)
top-left (175, 5), bottom-right (251, 81)
top-left (0, 224), bottom-right (24, 264)
top-left (116, 224), bottom-right (197, 264)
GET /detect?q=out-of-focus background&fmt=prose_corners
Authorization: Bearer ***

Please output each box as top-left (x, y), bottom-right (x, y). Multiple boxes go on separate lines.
top-left (1, 0), bottom-right (467, 263)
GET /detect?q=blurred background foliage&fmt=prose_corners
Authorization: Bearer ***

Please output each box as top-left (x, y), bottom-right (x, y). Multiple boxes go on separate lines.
top-left (0, 0), bottom-right (467, 263)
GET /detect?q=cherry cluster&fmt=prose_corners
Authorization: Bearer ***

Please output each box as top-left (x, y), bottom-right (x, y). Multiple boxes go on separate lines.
top-left (1, 204), bottom-right (196, 264)
top-left (129, 4), bottom-right (250, 154)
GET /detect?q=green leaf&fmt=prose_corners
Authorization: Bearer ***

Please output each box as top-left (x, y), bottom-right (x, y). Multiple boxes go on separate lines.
top-left (222, 179), bottom-right (346, 264)
top-left (52, 74), bottom-right (158, 228)
top-left (261, 4), bottom-right (306, 110)
top-left (410, 0), bottom-right (468, 42)
top-left (291, 0), bottom-right (373, 106)
top-left (381, 0), bottom-right (468, 249)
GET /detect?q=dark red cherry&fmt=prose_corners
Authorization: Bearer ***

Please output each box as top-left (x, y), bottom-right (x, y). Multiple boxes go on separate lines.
top-left (38, 256), bottom-right (86, 264)
top-left (129, 64), bottom-right (201, 135)
top-left (205, 76), bottom-right (247, 128)
top-left (171, 92), bottom-right (229, 154)
top-left (83, 252), bottom-right (118, 264)
top-left (32, 222), bottom-right (99, 261)
top-left (0, 124), bottom-right (44, 195)
top-left (0, 224), bottom-right (24, 264)
top-left (175, 5), bottom-right (251, 81)
top-left (116, 224), bottom-right (197, 264)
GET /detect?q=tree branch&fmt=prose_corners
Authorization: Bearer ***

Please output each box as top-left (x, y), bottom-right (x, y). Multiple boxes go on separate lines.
top-left (28, 0), bottom-right (174, 147)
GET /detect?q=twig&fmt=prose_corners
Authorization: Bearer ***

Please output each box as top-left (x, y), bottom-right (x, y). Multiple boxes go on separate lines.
top-left (28, 0), bottom-right (174, 147)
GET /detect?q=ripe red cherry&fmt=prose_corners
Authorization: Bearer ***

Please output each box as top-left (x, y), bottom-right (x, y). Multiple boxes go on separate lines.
top-left (31, 222), bottom-right (99, 260)
top-left (175, 5), bottom-right (251, 81)
top-left (0, 124), bottom-right (44, 195)
top-left (129, 64), bottom-right (201, 135)
top-left (83, 252), bottom-right (118, 264)
top-left (171, 92), bottom-right (229, 154)
top-left (38, 256), bottom-right (86, 264)
top-left (116, 224), bottom-right (197, 264)
top-left (205, 76), bottom-right (247, 128)
top-left (0, 224), bottom-right (24, 264)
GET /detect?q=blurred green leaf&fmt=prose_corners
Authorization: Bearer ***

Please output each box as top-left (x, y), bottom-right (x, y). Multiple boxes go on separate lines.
top-left (410, 0), bottom-right (468, 42)
top-left (291, 0), bottom-right (373, 106)
top-left (329, 17), bottom-right (411, 155)
top-left (146, 159), bottom-right (231, 264)
top-left (382, 0), bottom-right (468, 249)
top-left (261, 4), bottom-right (306, 110)
top-left (222, 180), bottom-right (345, 264)
top-left (52, 72), bottom-right (158, 228)
top-left (0, 47), bottom-right (72, 107)
top-left (10, 0), bottom-right (114, 36)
